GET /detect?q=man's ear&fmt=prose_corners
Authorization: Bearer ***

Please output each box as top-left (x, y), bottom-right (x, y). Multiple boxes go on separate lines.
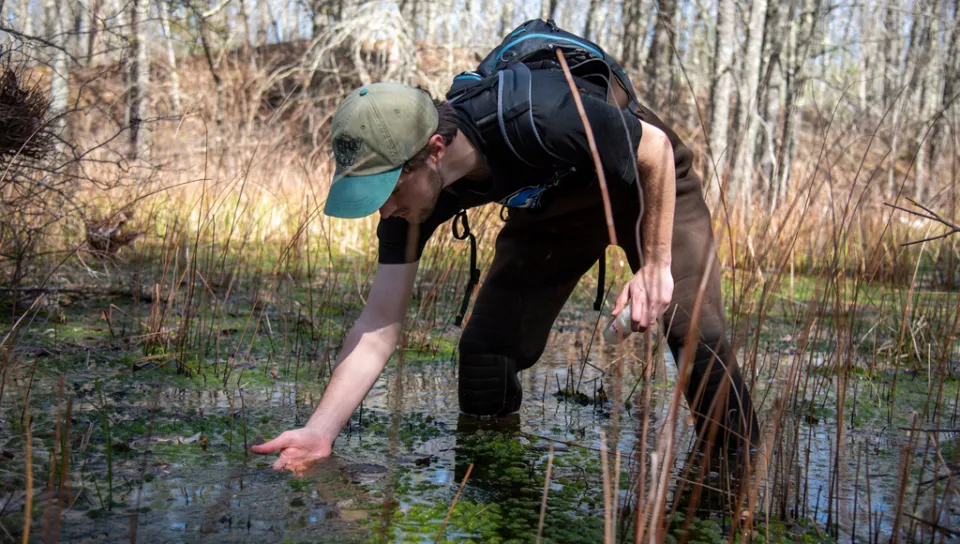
top-left (428, 134), bottom-right (446, 162)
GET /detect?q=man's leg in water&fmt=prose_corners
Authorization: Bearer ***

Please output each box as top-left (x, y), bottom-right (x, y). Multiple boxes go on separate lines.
top-left (457, 197), bottom-right (609, 417)
top-left (661, 191), bottom-right (760, 457)
top-left (625, 103), bottom-right (761, 456)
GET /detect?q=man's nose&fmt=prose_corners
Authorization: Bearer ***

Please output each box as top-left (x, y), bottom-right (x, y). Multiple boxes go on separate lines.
top-left (379, 198), bottom-right (397, 218)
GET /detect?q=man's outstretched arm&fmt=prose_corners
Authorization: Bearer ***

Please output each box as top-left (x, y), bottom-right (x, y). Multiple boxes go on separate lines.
top-left (612, 120), bottom-right (676, 329)
top-left (252, 261), bottom-right (419, 471)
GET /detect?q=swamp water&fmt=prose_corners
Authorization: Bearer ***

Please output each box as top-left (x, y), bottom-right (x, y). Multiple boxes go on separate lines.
top-left (1, 298), bottom-right (958, 543)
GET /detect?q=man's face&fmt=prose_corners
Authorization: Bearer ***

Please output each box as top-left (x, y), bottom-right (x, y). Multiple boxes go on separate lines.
top-left (379, 158), bottom-right (444, 224)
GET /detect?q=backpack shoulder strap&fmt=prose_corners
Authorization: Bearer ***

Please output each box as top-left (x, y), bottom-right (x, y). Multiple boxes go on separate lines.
top-left (497, 63), bottom-right (569, 169)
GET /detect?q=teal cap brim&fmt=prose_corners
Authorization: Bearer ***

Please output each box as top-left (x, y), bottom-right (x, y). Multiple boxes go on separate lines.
top-left (323, 167), bottom-right (402, 219)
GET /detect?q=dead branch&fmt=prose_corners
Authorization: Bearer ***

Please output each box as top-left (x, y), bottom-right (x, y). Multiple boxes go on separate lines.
top-left (885, 197), bottom-right (960, 246)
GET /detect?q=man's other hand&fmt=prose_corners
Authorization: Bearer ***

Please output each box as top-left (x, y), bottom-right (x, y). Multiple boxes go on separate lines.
top-left (251, 427), bottom-right (334, 473)
top-left (612, 263), bottom-right (674, 331)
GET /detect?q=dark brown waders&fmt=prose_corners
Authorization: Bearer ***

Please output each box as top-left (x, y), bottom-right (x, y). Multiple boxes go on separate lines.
top-left (456, 161), bottom-right (761, 459)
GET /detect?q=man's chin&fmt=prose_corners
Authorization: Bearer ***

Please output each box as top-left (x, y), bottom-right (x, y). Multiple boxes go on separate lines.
top-left (408, 209), bottom-right (434, 224)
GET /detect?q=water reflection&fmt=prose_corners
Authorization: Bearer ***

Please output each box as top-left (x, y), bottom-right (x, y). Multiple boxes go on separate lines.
top-left (21, 324), bottom-right (957, 542)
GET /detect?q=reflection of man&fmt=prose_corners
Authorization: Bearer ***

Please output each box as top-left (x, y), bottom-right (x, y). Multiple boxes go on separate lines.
top-left (253, 44), bottom-right (759, 472)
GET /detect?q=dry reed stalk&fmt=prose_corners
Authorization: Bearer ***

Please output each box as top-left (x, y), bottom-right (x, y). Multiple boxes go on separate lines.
top-left (891, 414), bottom-right (920, 542)
top-left (54, 398), bottom-right (72, 543)
top-left (600, 431), bottom-right (613, 544)
top-left (907, 435), bottom-right (933, 539)
top-left (42, 379), bottom-right (62, 543)
top-left (19, 354), bottom-right (38, 425)
top-left (240, 386), bottom-right (248, 454)
top-left (865, 441), bottom-right (874, 544)
top-left (928, 435), bottom-right (958, 538)
top-left (21, 375), bottom-right (33, 544)
top-left (434, 463), bottom-right (473, 544)
top-left (613, 448), bottom-right (621, 540)
top-left (223, 287), bottom-right (265, 386)
top-left (634, 327), bottom-right (657, 544)
top-left (536, 444), bottom-right (555, 544)
top-left (933, 289), bottom-right (960, 424)
top-left (646, 453), bottom-right (659, 544)
top-left (651, 250), bottom-right (716, 542)
top-left (888, 241), bottom-right (928, 423)
top-left (743, 396), bottom-right (783, 535)
top-left (554, 50), bottom-right (617, 247)
top-left (0, 347), bottom-right (8, 410)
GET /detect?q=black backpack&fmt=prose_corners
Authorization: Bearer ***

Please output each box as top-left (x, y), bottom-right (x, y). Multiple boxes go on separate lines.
top-left (448, 19), bottom-right (637, 325)
top-left (447, 19), bottom-right (642, 118)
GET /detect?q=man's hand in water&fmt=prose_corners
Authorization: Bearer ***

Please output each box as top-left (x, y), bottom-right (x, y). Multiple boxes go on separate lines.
top-left (251, 427), bottom-right (333, 473)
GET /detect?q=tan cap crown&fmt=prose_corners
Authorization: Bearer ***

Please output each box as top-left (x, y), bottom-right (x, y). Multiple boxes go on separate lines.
top-left (331, 82), bottom-right (439, 176)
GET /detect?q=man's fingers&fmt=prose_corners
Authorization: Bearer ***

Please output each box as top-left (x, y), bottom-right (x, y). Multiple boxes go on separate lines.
top-left (631, 291), bottom-right (648, 331)
top-left (613, 286), bottom-right (630, 316)
top-left (251, 432), bottom-right (291, 455)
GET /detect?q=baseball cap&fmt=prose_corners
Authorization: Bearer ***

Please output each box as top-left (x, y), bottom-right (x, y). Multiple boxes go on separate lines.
top-left (324, 82), bottom-right (439, 218)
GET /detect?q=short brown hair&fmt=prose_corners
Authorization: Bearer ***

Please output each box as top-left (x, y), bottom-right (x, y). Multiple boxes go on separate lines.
top-left (402, 99), bottom-right (459, 172)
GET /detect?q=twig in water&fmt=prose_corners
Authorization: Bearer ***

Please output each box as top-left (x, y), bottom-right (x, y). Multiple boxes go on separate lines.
top-left (891, 414), bottom-right (920, 543)
top-left (21, 384), bottom-right (33, 544)
top-left (97, 380), bottom-right (114, 510)
top-left (536, 445), bottom-right (555, 544)
top-left (240, 386), bottom-right (248, 455)
top-left (600, 431), bottom-right (613, 544)
top-left (19, 354), bottom-right (38, 425)
top-left (434, 463), bottom-right (473, 543)
top-left (54, 398), bottom-right (72, 543)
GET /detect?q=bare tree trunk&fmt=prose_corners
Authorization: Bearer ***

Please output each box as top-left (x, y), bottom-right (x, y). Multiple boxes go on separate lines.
top-left (606, 0), bottom-right (621, 58)
top-left (584, 0), bottom-right (602, 40)
top-left (929, 0), bottom-right (960, 205)
top-left (257, 0), bottom-right (269, 44)
top-left (731, 0), bottom-right (768, 214)
top-left (644, 0), bottom-right (676, 109)
top-left (772, 0), bottom-right (799, 211)
top-left (679, 0), bottom-right (709, 95)
top-left (278, 0), bottom-right (289, 41)
top-left (857, 1), bottom-right (874, 113)
top-left (909, 0), bottom-right (936, 201)
top-left (705, 0), bottom-right (736, 202)
top-left (70, 1), bottom-right (84, 59)
top-left (758, 0), bottom-right (783, 200)
top-left (545, 0), bottom-right (559, 22)
top-left (86, 0), bottom-right (101, 65)
top-left (237, 0), bottom-right (251, 47)
top-left (129, 0), bottom-right (149, 160)
top-left (621, 0), bottom-right (643, 69)
top-left (48, 0), bottom-right (69, 144)
top-left (881, 0), bottom-right (900, 112)
top-left (194, 6), bottom-right (224, 150)
top-left (500, 0), bottom-right (514, 35)
top-left (156, 0), bottom-right (181, 116)
top-left (425, 0), bottom-right (437, 42)
top-left (772, 0), bottom-right (820, 212)
top-left (14, 0), bottom-right (33, 36)
top-left (881, 0), bottom-right (904, 196)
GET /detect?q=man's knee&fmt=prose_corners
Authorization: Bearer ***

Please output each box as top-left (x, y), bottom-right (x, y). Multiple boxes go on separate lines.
top-left (458, 351), bottom-right (523, 417)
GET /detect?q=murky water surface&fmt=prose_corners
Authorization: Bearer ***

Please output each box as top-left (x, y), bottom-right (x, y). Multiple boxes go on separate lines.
top-left (2, 306), bottom-right (958, 542)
